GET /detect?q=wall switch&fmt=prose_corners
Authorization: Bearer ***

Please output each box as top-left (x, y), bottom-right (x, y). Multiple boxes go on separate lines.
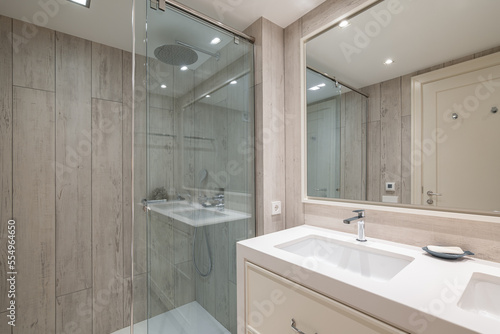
top-left (385, 182), bottom-right (396, 192)
top-left (272, 201), bottom-right (281, 215)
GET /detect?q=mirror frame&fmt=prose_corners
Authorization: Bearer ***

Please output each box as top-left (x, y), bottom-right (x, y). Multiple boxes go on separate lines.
top-left (300, 0), bottom-right (500, 221)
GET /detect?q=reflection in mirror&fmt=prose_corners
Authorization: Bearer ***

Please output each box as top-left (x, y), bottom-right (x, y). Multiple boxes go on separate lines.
top-left (305, 0), bottom-right (500, 214)
top-left (306, 68), bottom-right (367, 199)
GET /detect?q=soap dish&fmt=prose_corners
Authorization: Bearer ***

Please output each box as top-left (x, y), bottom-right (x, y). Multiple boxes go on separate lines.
top-left (422, 246), bottom-right (474, 259)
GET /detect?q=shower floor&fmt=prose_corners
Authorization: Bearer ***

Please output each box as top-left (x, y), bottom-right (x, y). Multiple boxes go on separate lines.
top-left (112, 301), bottom-right (230, 334)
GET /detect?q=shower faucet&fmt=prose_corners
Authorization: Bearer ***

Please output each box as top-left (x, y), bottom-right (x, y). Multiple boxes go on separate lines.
top-left (343, 209), bottom-right (366, 242)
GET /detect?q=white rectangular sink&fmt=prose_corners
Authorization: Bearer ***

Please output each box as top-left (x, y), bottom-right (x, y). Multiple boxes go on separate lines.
top-left (276, 235), bottom-right (414, 282)
top-left (458, 272), bottom-right (500, 322)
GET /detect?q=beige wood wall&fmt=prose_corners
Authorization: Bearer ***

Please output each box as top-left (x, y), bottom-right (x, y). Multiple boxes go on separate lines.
top-left (244, 18), bottom-right (286, 236)
top-left (282, 0), bottom-right (500, 263)
top-left (0, 16), bottom-right (132, 334)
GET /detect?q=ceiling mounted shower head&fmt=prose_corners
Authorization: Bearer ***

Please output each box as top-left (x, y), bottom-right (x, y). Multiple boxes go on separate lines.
top-left (154, 44), bottom-right (198, 66)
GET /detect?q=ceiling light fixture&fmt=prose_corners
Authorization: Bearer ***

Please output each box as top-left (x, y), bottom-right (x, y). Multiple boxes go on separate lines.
top-left (230, 80), bottom-right (237, 85)
top-left (180, 66), bottom-right (188, 71)
top-left (339, 20), bottom-right (350, 28)
top-left (210, 37), bottom-right (221, 45)
top-left (161, 84), bottom-right (167, 89)
top-left (317, 83), bottom-right (326, 87)
top-left (206, 95), bottom-right (211, 98)
top-left (384, 59), bottom-right (394, 65)
top-left (308, 86), bottom-right (320, 91)
top-left (67, 0), bottom-right (91, 8)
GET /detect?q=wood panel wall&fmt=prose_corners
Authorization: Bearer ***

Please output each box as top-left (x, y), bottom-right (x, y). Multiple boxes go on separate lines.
top-left (0, 16), bottom-right (132, 334)
top-left (244, 18), bottom-right (286, 236)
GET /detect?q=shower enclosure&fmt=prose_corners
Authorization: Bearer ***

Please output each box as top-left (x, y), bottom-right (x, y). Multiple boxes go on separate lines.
top-left (132, 2), bottom-right (255, 333)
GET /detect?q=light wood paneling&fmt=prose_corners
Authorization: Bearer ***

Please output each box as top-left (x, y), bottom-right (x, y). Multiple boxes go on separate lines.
top-left (92, 98), bottom-right (123, 334)
top-left (122, 51), bottom-right (133, 279)
top-left (0, 311), bottom-right (12, 334)
top-left (13, 87), bottom-right (55, 334)
top-left (284, 19), bottom-right (303, 229)
top-left (55, 32), bottom-right (92, 296)
top-left (92, 43), bottom-right (123, 102)
top-left (56, 289), bottom-right (92, 334)
top-left (380, 77), bottom-right (402, 202)
top-left (12, 20), bottom-right (54, 91)
top-left (0, 15), bottom-right (13, 312)
top-left (367, 121), bottom-right (381, 202)
top-left (401, 115), bottom-right (411, 204)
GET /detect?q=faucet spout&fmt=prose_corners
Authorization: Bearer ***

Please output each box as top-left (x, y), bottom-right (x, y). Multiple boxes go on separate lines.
top-left (343, 209), bottom-right (367, 242)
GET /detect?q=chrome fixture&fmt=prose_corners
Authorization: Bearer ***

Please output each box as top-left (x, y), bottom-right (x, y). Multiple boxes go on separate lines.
top-left (291, 319), bottom-right (316, 334)
top-left (343, 209), bottom-right (366, 242)
top-left (492, 106), bottom-right (498, 114)
top-left (177, 192), bottom-right (192, 203)
top-left (67, 0), bottom-right (90, 8)
top-left (452, 113), bottom-right (459, 120)
top-left (199, 190), bottom-right (225, 211)
top-left (307, 65), bottom-right (369, 98)
top-left (426, 190), bottom-right (442, 205)
top-left (176, 40), bottom-right (220, 61)
top-left (141, 198), bottom-right (167, 212)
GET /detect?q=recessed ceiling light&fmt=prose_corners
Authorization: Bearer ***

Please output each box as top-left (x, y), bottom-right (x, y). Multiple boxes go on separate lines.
top-left (230, 80), bottom-right (237, 85)
top-left (180, 66), bottom-right (188, 71)
top-left (210, 37), bottom-right (221, 45)
top-left (339, 20), bottom-right (350, 28)
top-left (309, 86), bottom-right (320, 91)
top-left (161, 84), bottom-right (167, 89)
top-left (206, 95), bottom-right (211, 98)
top-left (384, 59), bottom-right (394, 65)
top-left (317, 83), bottom-right (326, 87)
top-left (67, 0), bottom-right (91, 8)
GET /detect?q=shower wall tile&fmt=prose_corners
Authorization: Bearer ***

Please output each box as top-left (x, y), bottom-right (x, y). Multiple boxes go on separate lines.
top-left (174, 261), bottom-right (196, 307)
top-left (367, 121), bottom-right (381, 202)
top-left (12, 20), bottom-right (55, 91)
top-left (123, 51), bottom-right (133, 279)
top-left (228, 282), bottom-right (237, 334)
top-left (0, 311), bottom-right (11, 334)
top-left (91, 98), bottom-right (124, 334)
top-left (55, 32), bottom-right (92, 297)
top-left (55, 288), bottom-right (93, 334)
top-left (92, 42), bottom-right (123, 102)
top-left (13, 87), bottom-right (56, 334)
top-left (401, 115), bottom-right (412, 204)
top-left (0, 15), bottom-right (13, 312)
top-left (214, 223), bottom-right (230, 329)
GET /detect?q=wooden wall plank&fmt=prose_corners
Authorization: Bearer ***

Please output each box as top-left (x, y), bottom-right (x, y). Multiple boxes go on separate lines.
top-left (92, 98), bottom-right (123, 334)
top-left (380, 77), bottom-right (402, 202)
top-left (122, 51), bottom-right (133, 279)
top-left (367, 121), bottom-right (381, 202)
top-left (0, 15), bottom-right (13, 312)
top-left (92, 43), bottom-right (123, 102)
top-left (343, 92), bottom-right (364, 200)
top-left (401, 115), bottom-right (412, 204)
top-left (13, 87), bottom-right (55, 334)
top-left (284, 19), bottom-right (303, 229)
top-left (12, 20), bottom-right (54, 91)
top-left (0, 311), bottom-right (12, 334)
top-left (55, 32), bottom-right (92, 297)
top-left (56, 289), bottom-right (92, 334)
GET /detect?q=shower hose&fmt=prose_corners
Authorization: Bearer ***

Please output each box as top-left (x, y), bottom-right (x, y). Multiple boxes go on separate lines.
top-left (192, 226), bottom-right (213, 277)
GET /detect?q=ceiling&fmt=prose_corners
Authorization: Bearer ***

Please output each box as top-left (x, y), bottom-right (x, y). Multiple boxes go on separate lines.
top-left (0, 0), bottom-right (325, 52)
top-left (306, 0), bottom-right (500, 89)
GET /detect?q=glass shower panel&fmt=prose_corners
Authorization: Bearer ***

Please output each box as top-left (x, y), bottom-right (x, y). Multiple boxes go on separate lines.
top-left (134, 3), bottom-right (255, 334)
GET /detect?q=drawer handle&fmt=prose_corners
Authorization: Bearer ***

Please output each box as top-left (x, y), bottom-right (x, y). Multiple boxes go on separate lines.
top-left (291, 319), bottom-right (306, 334)
top-left (291, 319), bottom-right (317, 334)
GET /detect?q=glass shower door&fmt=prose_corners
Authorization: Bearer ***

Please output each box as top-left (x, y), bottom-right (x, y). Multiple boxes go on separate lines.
top-left (133, 2), bottom-right (255, 334)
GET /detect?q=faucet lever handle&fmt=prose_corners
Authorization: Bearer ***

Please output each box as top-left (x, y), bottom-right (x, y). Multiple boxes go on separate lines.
top-left (352, 209), bottom-right (365, 218)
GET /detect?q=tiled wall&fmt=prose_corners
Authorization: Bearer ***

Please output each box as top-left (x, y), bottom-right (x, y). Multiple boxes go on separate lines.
top-left (0, 16), bottom-right (132, 334)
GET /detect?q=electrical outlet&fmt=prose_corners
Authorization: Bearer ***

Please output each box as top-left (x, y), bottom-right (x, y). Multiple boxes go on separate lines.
top-left (272, 201), bottom-right (281, 215)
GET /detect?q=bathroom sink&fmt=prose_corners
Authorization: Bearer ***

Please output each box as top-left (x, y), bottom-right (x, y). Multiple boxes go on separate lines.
top-left (276, 236), bottom-right (414, 282)
top-left (458, 273), bottom-right (500, 321)
top-left (172, 208), bottom-right (227, 220)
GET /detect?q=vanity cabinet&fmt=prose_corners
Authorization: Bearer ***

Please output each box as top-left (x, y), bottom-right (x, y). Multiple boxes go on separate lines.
top-left (245, 262), bottom-right (407, 334)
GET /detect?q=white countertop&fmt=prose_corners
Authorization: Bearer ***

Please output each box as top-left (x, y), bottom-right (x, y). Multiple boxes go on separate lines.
top-left (149, 201), bottom-right (250, 226)
top-left (237, 225), bottom-right (500, 334)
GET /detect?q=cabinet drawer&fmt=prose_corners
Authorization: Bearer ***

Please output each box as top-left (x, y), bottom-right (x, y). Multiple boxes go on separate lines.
top-left (245, 262), bottom-right (407, 334)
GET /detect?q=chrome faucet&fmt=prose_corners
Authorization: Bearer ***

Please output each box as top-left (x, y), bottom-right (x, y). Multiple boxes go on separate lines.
top-left (176, 192), bottom-right (192, 204)
top-left (343, 209), bottom-right (366, 242)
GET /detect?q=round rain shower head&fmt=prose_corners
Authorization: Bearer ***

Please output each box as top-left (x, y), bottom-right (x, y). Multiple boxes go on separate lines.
top-left (154, 44), bottom-right (198, 66)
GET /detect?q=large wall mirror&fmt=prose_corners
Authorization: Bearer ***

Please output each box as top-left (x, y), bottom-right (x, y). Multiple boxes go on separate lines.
top-left (304, 0), bottom-right (500, 215)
